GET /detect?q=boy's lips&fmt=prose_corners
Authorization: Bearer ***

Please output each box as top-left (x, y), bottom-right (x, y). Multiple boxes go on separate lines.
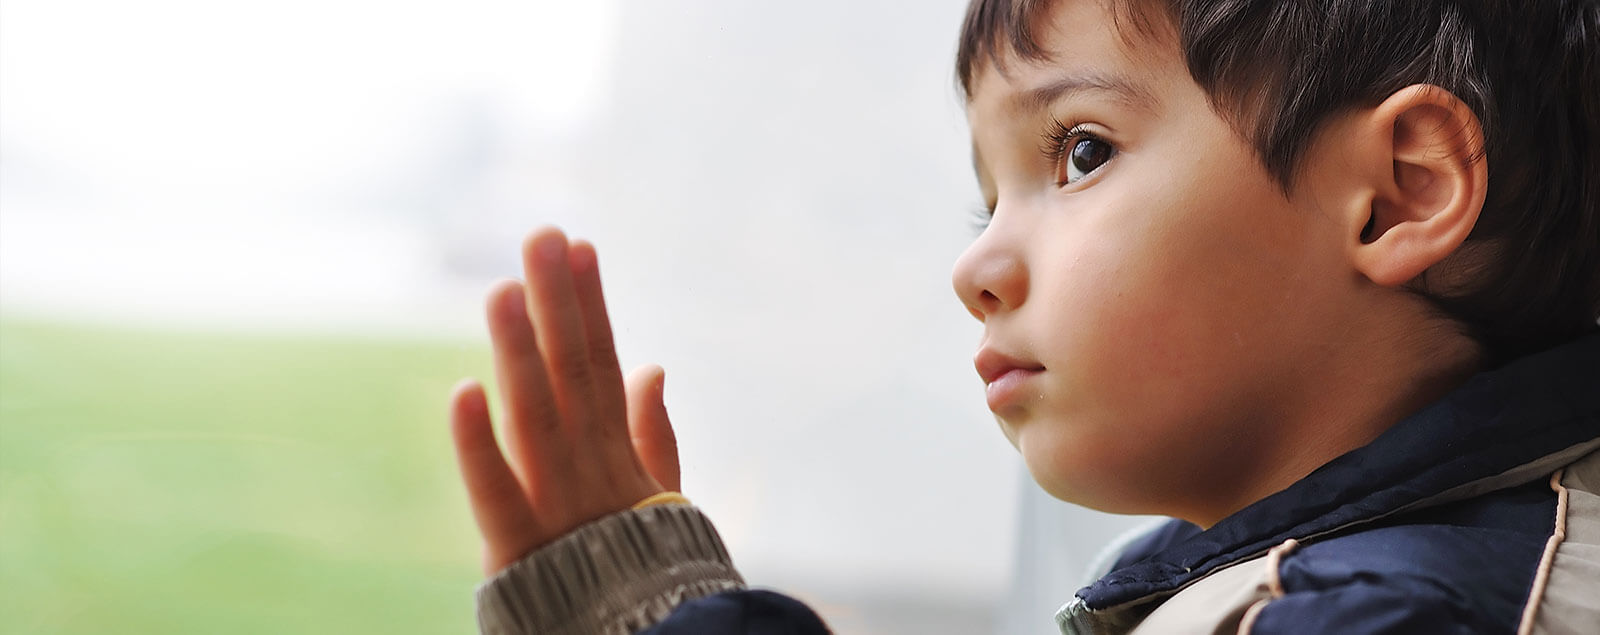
top-left (974, 349), bottom-right (1044, 384)
top-left (974, 349), bottom-right (1045, 412)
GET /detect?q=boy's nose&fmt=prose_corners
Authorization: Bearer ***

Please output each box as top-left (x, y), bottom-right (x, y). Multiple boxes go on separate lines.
top-left (951, 229), bottom-right (1027, 321)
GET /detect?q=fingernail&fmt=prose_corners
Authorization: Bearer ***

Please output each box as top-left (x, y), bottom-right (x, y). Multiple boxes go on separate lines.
top-left (452, 378), bottom-right (484, 412)
top-left (501, 284), bottom-right (527, 318)
top-left (537, 234), bottom-right (565, 262)
top-left (570, 242), bottom-right (596, 271)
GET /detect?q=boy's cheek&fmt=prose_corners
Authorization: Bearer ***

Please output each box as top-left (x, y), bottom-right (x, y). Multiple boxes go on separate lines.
top-left (1018, 287), bottom-right (1283, 510)
top-left (1040, 246), bottom-right (1217, 388)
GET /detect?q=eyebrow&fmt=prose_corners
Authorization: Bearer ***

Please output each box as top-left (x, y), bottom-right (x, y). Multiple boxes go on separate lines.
top-left (1011, 72), bottom-right (1157, 114)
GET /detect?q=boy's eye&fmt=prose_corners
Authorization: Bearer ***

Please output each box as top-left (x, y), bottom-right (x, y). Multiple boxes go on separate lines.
top-left (1040, 119), bottom-right (1116, 187)
top-left (1061, 137), bottom-right (1114, 184)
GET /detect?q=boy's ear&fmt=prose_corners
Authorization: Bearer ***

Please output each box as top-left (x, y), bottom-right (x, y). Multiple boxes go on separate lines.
top-left (1348, 84), bottom-right (1488, 287)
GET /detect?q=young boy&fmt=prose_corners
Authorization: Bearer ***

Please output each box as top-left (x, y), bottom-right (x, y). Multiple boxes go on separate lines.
top-left (447, 0), bottom-right (1600, 632)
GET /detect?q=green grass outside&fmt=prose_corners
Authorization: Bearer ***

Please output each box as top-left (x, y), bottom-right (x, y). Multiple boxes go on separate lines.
top-left (0, 318), bottom-right (497, 634)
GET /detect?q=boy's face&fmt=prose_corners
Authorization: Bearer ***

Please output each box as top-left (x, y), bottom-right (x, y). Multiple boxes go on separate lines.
top-left (955, 0), bottom-right (1363, 523)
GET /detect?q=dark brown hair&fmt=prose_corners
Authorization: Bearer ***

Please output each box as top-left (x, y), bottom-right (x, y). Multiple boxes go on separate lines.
top-left (957, 0), bottom-right (1600, 366)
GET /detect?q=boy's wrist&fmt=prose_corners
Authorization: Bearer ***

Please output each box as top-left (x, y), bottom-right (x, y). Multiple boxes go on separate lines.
top-left (632, 491), bottom-right (691, 509)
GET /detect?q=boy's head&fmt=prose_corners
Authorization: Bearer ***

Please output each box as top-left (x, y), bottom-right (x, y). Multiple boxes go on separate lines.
top-left (950, 0), bottom-right (1599, 525)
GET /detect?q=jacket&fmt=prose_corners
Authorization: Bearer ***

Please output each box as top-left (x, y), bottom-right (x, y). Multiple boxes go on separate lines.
top-left (475, 333), bottom-right (1600, 634)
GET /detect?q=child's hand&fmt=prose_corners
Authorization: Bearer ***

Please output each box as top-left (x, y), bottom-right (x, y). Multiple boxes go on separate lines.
top-left (447, 226), bottom-right (681, 576)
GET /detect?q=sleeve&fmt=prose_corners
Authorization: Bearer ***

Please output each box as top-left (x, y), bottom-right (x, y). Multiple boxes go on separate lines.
top-left (641, 590), bottom-right (831, 634)
top-left (474, 503), bottom-right (830, 635)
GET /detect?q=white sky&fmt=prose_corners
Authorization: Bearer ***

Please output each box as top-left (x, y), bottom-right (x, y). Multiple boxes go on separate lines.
top-left (0, 0), bottom-right (613, 334)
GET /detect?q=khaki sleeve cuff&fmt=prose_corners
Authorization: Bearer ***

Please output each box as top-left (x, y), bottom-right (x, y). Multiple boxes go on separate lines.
top-left (474, 504), bottom-right (746, 635)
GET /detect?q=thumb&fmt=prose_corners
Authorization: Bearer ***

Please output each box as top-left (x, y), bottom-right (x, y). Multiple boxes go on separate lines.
top-left (625, 364), bottom-right (681, 493)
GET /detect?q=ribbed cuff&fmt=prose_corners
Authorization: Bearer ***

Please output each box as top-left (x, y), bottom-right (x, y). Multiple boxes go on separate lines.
top-left (475, 504), bottom-right (746, 635)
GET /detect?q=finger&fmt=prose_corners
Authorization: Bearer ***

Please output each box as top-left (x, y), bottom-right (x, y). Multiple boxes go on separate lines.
top-left (568, 240), bottom-right (629, 448)
top-left (484, 279), bottom-right (565, 488)
top-left (625, 364), bottom-right (681, 492)
top-left (448, 378), bottom-right (541, 574)
top-left (521, 228), bottom-right (597, 430)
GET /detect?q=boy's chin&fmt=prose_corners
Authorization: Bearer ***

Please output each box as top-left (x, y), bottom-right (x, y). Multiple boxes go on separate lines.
top-left (1017, 431), bottom-right (1179, 518)
top-left (1018, 438), bottom-right (1122, 512)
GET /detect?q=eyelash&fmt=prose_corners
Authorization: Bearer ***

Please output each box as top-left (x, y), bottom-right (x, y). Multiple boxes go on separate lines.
top-left (1040, 117), bottom-right (1108, 186)
top-left (969, 118), bottom-right (1113, 232)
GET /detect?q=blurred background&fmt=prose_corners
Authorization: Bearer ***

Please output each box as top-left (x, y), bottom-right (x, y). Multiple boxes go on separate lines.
top-left (0, 0), bottom-right (1148, 632)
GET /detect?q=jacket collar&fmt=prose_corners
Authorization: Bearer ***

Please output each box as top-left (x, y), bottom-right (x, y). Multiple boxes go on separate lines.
top-left (1077, 333), bottom-right (1600, 611)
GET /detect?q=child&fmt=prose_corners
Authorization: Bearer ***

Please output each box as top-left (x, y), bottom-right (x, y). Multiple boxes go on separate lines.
top-left (447, 0), bottom-right (1600, 632)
